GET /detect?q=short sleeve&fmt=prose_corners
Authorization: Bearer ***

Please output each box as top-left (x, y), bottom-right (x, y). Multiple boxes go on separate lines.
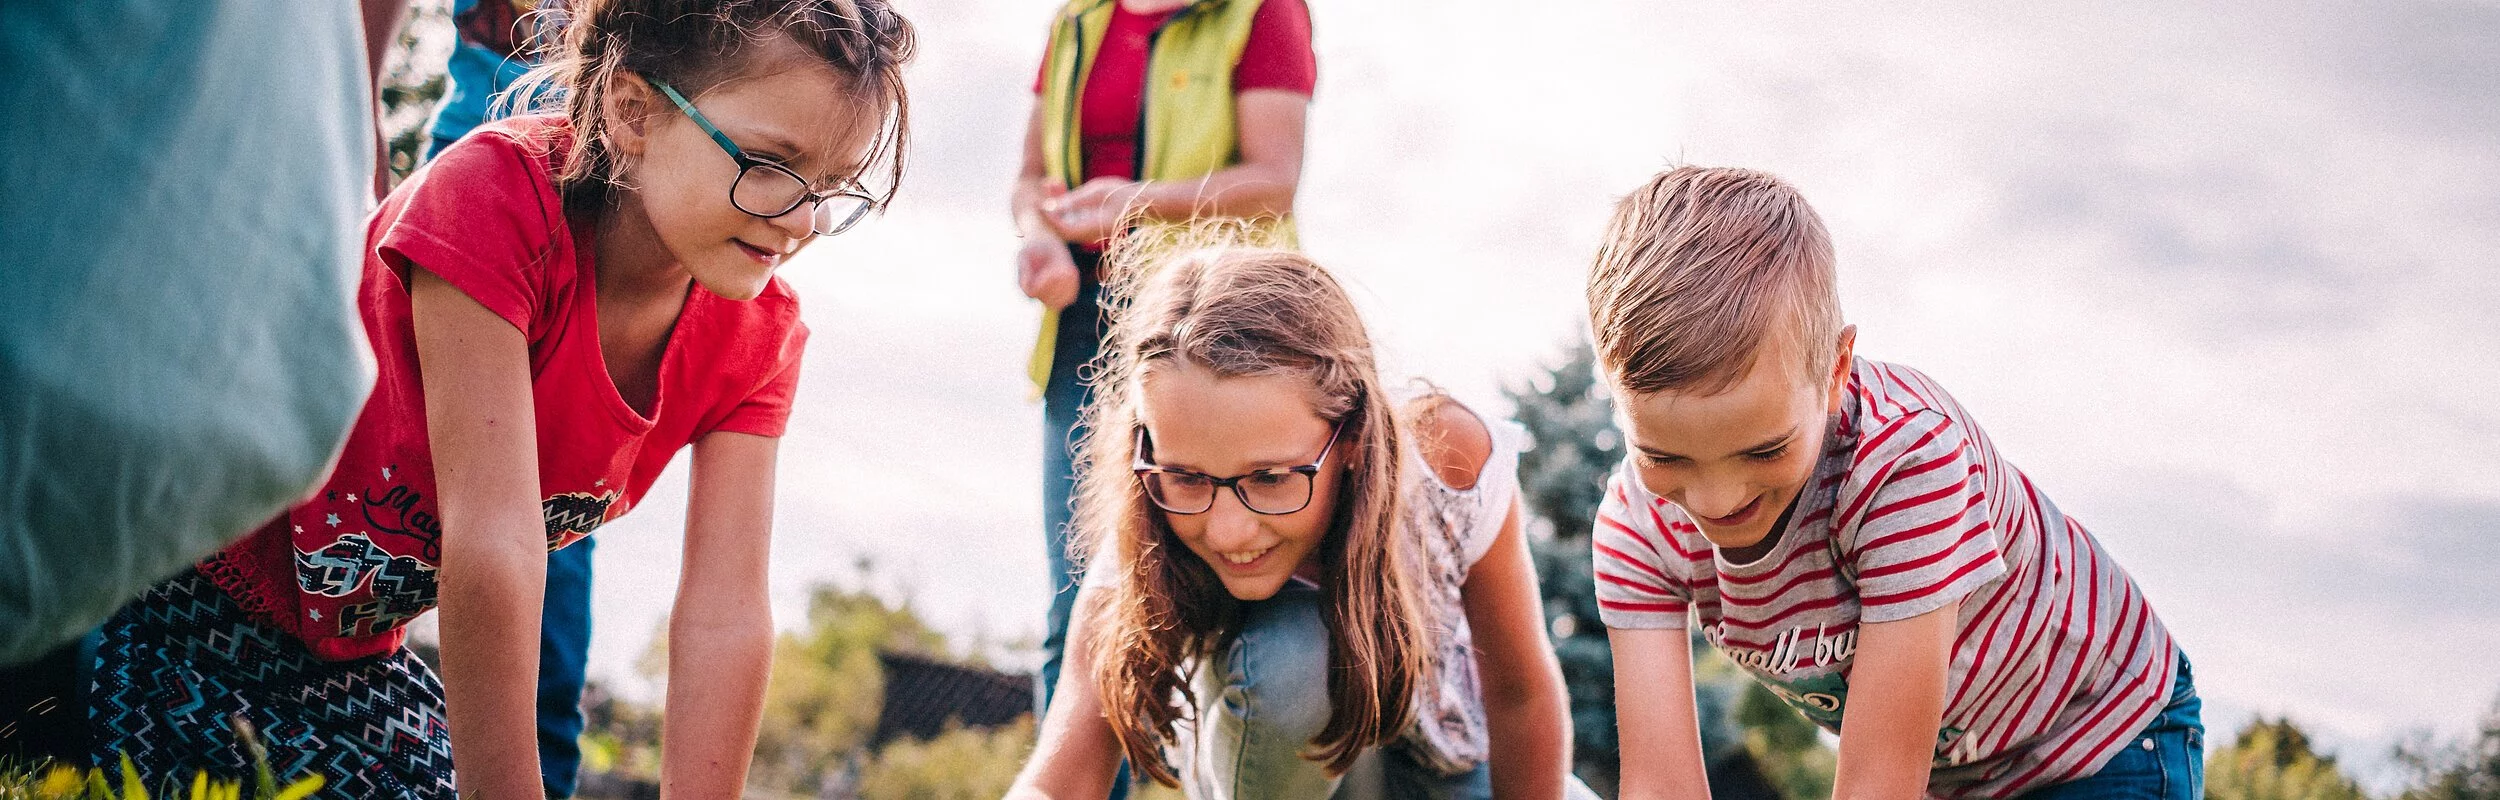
top-left (1454, 419), bottom-right (1524, 569)
top-left (706, 320), bottom-right (808, 439)
top-left (1233, 0), bottom-right (1316, 95)
top-left (1840, 412), bottom-right (2008, 623)
top-left (1593, 466), bottom-right (1696, 630)
top-left (372, 126), bottom-right (568, 333)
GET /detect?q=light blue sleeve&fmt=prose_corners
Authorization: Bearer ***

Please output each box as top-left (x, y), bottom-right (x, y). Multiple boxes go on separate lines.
top-left (429, 0), bottom-right (551, 146)
top-left (0, 0), bottom-right (376, 665)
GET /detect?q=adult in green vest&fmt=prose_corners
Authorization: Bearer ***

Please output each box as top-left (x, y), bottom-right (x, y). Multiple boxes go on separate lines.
top-left (1010, 0), bottom-right (1315, 736)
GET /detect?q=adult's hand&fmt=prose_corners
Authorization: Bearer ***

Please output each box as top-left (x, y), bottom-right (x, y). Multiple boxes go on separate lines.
top-left (1017, 237), bottom-right (1081, 310)
top-left (1046, 177), bottom-right (1145, 245)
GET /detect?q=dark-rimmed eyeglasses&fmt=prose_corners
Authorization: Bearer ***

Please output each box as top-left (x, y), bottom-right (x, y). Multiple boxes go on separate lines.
top-left (651, 80), bottom-right (877, 237)
top-left (1131, 422), bottom-right (1344, 516)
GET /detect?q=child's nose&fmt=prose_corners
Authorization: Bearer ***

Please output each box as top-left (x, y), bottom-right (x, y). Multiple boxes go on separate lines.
top-left (766, 200), bottom-right (818, 240)
top-left (1685, 481), bottom-right (1752, 519)
top-left (1201, 490), bottom-right (1264, 547)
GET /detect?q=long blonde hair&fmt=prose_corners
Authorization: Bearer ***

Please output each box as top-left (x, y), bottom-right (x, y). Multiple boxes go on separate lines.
top-left (1070, 224), bottom-right (1430, 784)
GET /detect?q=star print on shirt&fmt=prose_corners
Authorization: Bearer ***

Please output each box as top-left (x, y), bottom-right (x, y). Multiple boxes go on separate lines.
top-left (346, 493), bottom-right (358, 502)
top-left (309, 609), bottom-right (322, 621)
top-left (326, 513), bottom-right (342, 527)
top-left (383, 466), bottom-right (394, 480)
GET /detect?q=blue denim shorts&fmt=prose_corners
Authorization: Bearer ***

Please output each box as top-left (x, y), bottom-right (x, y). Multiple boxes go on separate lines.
top-left (2019, 653), bottom-right (2203, 799)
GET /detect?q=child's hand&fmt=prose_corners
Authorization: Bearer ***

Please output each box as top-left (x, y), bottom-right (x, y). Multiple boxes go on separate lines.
top-left (1018, 237), bottom-right (1081, 310)
top-left (1044, 177), bottom-right (1144, 244)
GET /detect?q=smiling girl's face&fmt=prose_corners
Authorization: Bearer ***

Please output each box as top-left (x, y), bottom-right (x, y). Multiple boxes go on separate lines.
top-left (1135, 360), bottom-right (1345, 601)
top-left (607, 36), bottom-right (879, 300)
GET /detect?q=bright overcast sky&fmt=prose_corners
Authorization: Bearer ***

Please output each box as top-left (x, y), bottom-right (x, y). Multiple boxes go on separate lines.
top-left (559, 0), bottom-right (2500, 786)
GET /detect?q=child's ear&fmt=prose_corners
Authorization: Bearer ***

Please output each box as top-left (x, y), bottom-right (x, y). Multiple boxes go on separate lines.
top-left (602, 71), bottom-right (661, 159)
top-left (1825, 324), bottom-right (1858, 414)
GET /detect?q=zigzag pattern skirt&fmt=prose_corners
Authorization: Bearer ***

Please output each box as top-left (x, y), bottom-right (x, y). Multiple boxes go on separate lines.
top-left (90, 569), bottom-right (455, 799)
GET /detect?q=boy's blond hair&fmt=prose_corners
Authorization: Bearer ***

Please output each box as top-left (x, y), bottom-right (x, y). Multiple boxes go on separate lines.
top-left (1587, 166), bottom-right (1843, 395)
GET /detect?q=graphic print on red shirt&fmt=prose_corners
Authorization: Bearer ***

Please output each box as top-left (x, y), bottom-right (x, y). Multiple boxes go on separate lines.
top-left (201, 115), bottom-right (807, 662)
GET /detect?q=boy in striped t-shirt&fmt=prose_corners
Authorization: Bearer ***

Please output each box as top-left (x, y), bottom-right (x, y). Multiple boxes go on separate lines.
top-left (1583, 167), bottom-right (2201, 799)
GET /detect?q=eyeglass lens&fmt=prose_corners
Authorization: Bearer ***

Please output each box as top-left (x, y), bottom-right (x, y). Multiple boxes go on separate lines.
top-left (1141, 470), bottom-right (1313, 515)
top-left (730, 165), bottom-right (873, 236)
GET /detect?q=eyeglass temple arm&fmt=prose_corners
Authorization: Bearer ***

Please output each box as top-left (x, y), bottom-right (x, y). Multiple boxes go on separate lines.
top-left (650, 80), bottom-right (747, 160)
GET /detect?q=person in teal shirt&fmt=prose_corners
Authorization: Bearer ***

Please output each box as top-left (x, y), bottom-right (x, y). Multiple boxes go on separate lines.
top-left (0, 0), bottom-right (376, 760)
top-left (429, 0), bottom-right (552, 155)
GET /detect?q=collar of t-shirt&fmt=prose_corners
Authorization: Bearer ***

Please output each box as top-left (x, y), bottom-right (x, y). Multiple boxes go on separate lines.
top-left (1710, 380), bottom-right (1866, 574)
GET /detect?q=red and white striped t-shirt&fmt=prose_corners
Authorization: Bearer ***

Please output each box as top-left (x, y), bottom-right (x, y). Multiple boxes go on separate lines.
top-left (1593, 359), bottom-right (2178, 798)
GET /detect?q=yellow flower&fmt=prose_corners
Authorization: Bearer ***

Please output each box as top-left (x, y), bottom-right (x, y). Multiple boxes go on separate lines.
top-left (36, 764), bottom-right (83, 799)
top-left (118, 755), bottom-right (150, 800)
top-left (271, 776), bottom-right (325, 800)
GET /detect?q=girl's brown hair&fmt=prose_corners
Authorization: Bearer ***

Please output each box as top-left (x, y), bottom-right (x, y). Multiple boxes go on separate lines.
top-left (1070, 223), bottom-right (1430, 785)
top-left (510, 0), bottom-right (914, 212)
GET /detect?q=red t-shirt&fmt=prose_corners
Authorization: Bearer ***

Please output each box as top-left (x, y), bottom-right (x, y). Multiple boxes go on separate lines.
top-left (201, 115), bottom-right (808, 662)
top-left (1034, 0), bottom-right (1317, 183)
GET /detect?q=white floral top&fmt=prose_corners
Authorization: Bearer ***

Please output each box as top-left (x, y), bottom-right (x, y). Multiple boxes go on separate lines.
top-left (1395, 399), bottom-right (1525, 775)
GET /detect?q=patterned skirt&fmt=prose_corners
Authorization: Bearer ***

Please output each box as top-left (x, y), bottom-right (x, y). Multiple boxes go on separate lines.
top-left (90, 569), bottom-right (455, 799)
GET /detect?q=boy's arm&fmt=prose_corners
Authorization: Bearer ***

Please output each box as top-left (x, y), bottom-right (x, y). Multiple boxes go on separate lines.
top-left (1831, 601), bottom-right (1959, 800)
top-left (414, 267), bottom-right (552, 800)
top-left (659, 430), bottom-right (782, 796)
top-left (1611, 627), bottom-right (1713, 800)
top-left (1461, 501), bottom-right (1575, 800)
top-left (1006, 583), bottom-right (1127, 799)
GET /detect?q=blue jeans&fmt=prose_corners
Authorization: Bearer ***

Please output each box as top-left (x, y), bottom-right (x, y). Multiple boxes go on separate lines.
top-left (537, 535), bottom-right (597, 799)
top-left (1193, 585), bottom-right (1601, 800)
top-left (1038, 253), bottom-right (1104, 712)
top-left (2019, 653), bottom-right (2203, 800)
top-left (1039, 250), bottom-right (1128, 798)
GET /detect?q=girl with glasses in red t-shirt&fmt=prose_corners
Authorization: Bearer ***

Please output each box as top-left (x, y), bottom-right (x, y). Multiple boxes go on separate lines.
top-left (74, 2), bottom-right (913, 797)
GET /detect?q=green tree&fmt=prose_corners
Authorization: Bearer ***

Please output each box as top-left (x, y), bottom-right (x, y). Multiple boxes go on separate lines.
top-left (375, 0), bottom-right (451, 186)
top-left (578, 575), bottom-right (1013, 797)
top-left (1505, 341), bottom-right (1625, 792)
top-left (854, 718), bottom-right (1036, 800)
top-left (2207, 716), bottom-right (2371, 800)
top-left (2396, 693), bottom-right (2500, 800)
top-left (1717, 651), bottom-right (1835, 800)
top-left (748, 581), bottom-right (948, 794)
